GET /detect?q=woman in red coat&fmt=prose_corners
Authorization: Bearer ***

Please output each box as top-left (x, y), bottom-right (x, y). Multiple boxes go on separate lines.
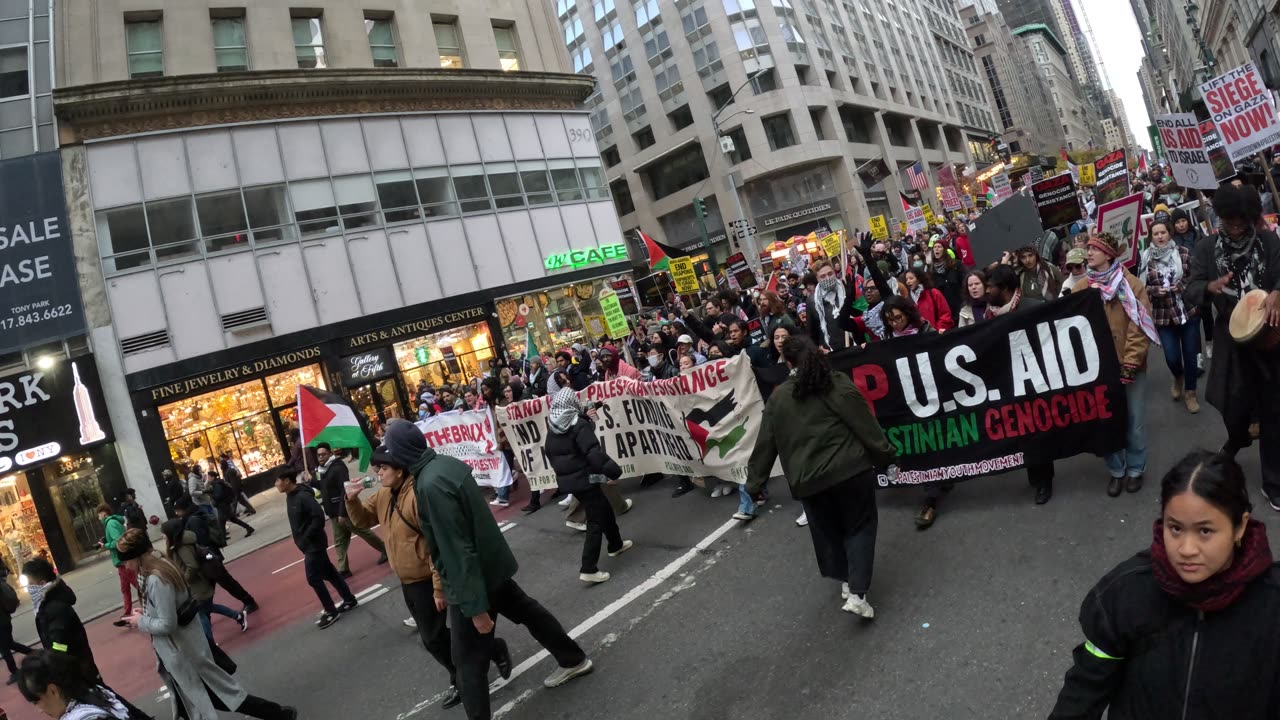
top-left (900, 269), bottom-right (955, 331)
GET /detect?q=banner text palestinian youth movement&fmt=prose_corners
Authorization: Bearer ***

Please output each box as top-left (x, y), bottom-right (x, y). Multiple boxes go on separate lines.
top-left (416, 410), bottom-right (513, 488)
top-left (488, 292), bottom-right (1125, 489)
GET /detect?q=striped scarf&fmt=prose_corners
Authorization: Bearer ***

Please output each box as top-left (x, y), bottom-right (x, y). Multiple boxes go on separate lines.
top-left (1087, 263), bottom-right (1161, 345)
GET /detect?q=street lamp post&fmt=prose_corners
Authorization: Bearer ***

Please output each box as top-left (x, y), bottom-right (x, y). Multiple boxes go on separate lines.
top-left (711, 70), bottom-right (765, 274)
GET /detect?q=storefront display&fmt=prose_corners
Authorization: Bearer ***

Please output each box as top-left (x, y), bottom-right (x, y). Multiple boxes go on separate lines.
top-left (0, 471), bottom-right (51, 577)
top-left (159, 364), bottom-right (326, 476)
top-left (394, 322), bottom-right (494, 390)
top-left (498, 276), bottom-right (622, 357)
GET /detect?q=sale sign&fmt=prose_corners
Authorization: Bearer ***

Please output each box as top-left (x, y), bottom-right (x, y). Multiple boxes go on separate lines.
top-left (1201, 62), bottom-right (1280, 164)
top-left (1156, 113), bottom-right (1219, 190)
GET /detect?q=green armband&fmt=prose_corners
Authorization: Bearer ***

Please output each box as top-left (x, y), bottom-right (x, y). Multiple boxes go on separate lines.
top-left (1084, 640), bottom-right (1121, 660)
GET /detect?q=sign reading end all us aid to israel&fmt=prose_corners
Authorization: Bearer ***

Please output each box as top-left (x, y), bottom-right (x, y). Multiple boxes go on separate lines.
top-left (0, 153), bottom-right (86, 356)
top-left (1155, 113), bottom-right (1220, 190)
top-left (1201, 62), bottom-right (1280, 164)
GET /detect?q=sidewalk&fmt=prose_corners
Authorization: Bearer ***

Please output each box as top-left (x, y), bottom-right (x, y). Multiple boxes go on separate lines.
top-left (11, 488), bottom-right (294, 647)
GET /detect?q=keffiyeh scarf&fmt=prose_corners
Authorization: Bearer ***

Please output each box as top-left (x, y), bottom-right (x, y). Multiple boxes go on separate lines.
top-left (1215, 227), bottom-right (1268, 299)
top-left (548, 388), bottom-right (580, 433)
top-left (1087, 263), bottom-right (1161, 344)
top-left (813, 277), bottom-right (846, 347)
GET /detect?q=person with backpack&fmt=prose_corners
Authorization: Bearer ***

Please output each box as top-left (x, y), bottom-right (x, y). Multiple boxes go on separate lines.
top-left (0, 566), bottom-right (31, 684)
top-left (119, 489), bottom-right (147, 531)
top-left (96, 502), bottom-right (137, 628)
top-left (161, 519), bottom-right (247, 640)
top-left (173, 496), bottom-right (259, 615)
top-left (218, 452), bottom-right (255, 516)
top-left (207, 470), bottom-right (254, 541)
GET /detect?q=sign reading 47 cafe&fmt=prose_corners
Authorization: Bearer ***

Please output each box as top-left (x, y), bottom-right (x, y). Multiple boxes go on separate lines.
top-left (544, 243), bottom-right (629, 271)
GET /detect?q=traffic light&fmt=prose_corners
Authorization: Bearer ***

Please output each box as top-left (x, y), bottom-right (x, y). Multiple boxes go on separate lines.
top-left (693, 197), bottom-right (706, 219)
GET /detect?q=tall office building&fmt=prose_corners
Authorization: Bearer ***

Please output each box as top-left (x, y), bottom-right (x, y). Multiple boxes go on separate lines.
top-left (1014, 24), bottom-right (1094, 151)
top-left (563, 0), bottom-right (981, 268)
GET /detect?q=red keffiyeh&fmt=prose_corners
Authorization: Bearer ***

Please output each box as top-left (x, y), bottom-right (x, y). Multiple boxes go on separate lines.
top-left (1150, 518), bottom-right (1273, 613)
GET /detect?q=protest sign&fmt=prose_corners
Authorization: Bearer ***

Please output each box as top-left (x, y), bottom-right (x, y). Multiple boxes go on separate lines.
top-left (417, 410), bottom-right (513, 488)
top-left (1156, 113), bottom-right (1219, 189)
top-left (961, 193), bottom-right (975, 209)
top-left (1079, 163), bottom-right (1096, 187)
top-left (922, 205), bottom-right (938, 227)
top-left (1201, 62), bottom-right (1280, 164)
top-left (725, 252), bottom-right (757, 290)
top-left (968, 194), bottom-right (1042, 267)
top-left (497, 355), bottom-right (766, 488)
top-left (1199, 119), bottom-right (1237, 181)
top-left (940, 187), bottom-right (961, 211)
top-left (1030, 174), bottom-right (1082, 229)
top-left (609, 279), bottom-right (640, 316)
top-left (669, 256), bottom-right (699, 294)
top-left (820, 231), bottom-right (842, 259)
top-left (598, 288), bottom-right (630, 338)
top-left (899, 221), bottom-right (908, 235)
top-left (991, 172), bottom-right (1013, 204)
top-left (1027, 165), bottom-right (1046, 184)
top-left (826, 290), bottom-right (1125, 485)
top-left (1094, 193), bottom-right (1144, 269)
top-left (869, 215), bottom-right (889, 240)
top-left (1094, 149), bottom-right (1129, 203)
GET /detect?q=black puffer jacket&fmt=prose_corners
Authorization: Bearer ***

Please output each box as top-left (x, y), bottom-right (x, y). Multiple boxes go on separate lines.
top-left (34, 579), bottom-right (99, 681)
top-left (1049, 553), bottom-right (1280, 719)
top-left (543, 415), bottom-right (622, 495)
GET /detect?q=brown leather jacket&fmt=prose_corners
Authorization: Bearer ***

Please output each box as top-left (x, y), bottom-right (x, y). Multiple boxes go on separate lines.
top-left (346, 482), bottom-right (443, 597)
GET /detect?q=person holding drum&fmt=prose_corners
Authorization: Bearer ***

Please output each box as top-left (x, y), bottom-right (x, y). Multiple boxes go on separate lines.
top-left (1140, 211), bottom-right (1201, 414)
top-left (1186, 182), bottom-right (1280, 512)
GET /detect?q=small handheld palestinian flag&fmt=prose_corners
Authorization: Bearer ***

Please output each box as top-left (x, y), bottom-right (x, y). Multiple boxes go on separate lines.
top-left (297, 385), bottom-right (373, 471)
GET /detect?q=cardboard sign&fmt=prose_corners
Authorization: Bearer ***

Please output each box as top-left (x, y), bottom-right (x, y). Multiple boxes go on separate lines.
top-left (967, 194), bottom-right (1043, 267)
top-left (898, 221), bottom-right (908, 235)
top-left (417, 410), bottom-right (513, 488)
top-left (609, 279), bottom-right (640, 316)
top-left (905, 204), bottom-right (928, 233)
top-left (869, 215), bottom-right (889, 240)
top-left (1030, 174), bottom-right (1083, 229)
top-left (961, 193), bottom-right (975, 209)
top-left (1201, 62), bottom-right (1280, 164)
top-left (725, 252), bottom-right (757, 290)
top-left (820, 231), bottom-right (842, 259)
top-left (1093, 150), bottom-right (1130, 203)
top-left (669, 256), bottom-right (699, 294)
top-left (991, 172), bottom-right (1013, 204)
top-left (922, 205), bottom-right (938, 227)
top-left (598, 289), bottom-right (630, 339)
top-left (940, 186), bottom-right (962, 211)
top-left (1027, 165), bottom-right (1046, 184)
top-left (1094, 193), bottom-right (1144, 269)
top-left (1199, 119), bottom-right (1237, 181)
top-left (1156, 113), bottom-right (1219, 190)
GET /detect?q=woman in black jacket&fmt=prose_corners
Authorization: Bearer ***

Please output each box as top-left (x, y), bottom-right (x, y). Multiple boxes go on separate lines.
top-left (1049, 450), bottom-right (1280, 719)
top-left (543, 388), bottom-right (631, 585)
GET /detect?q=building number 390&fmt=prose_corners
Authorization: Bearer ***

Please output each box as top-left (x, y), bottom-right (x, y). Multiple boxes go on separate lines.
top-left (568, 128), bottom-right (593, 144)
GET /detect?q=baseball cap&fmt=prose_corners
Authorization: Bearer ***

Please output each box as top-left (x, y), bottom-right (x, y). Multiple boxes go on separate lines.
top-left (1066, 248), bottom-right (1086, 265)
top-left (677, 334), bottom-right (694, 345)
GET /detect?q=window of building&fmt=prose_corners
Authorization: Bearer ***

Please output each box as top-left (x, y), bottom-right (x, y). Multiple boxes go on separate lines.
top-left (594, 0), bottom-right (616, 24)
top-left (707, 83), bottom-right (732, 111)
top-left (563, 14), bottom-right (585, 46)
top-left (644, 143), bottom-right (709, 199)
top-left (125, 19), bottom-right (164, 79)
top-left (610, 179), bottom-right (636, 215)
top-left (243, 185), bottom-right (296, 244)
top-left (642, 25), bottom-right (672, 65)
top-left (487, 163), bottom-right (525, 209)
top-left (211, 15), bottom-right (248, 72)
top-left (681, 2), bottom-right (710, 38)
top-left (571, 46), bottom-right (594, 73)
top-left (549, 159), bottom-right (585, 202)
top-left (375, 171), bottom-right (421, 223)
top-left (291, 15), bottom-right (326, 69)
top-left (434, 18), bottom-right (464, 68)
top-left (395, 323), bottom-right (494, 392)
top-left (518, 163), bottom-right (555, 206)
top-left (723, 125), bottom-right (751, 165)
top-left (809, 107), bottom-right (827, 141)
top-left (751, 68), bottom-right (778, 94)
top-left (195, 190), bottom-right (249, 253)
top-left (493, 24), bottom-right (521, 72)
top-left (796, 65), bottom-right (811, 85)
top-left (731, 17), bottom-right (770, 60)
top-left (633, 125), bottom-right (656, 150)
top-left (0, 46), bottom-right (27, 99)
top-left (451, 166), bottom-right (492, 213)
top-left (366, 15), bottom-right (399, 68)
top-left (635, 0), bottom-right (661, 27)
top-left (762, 113), bottom-right (796, 150)
top-left (723, 0), bottom-right (758, 18)
top-left (691, 38), bottom-right (722, 77)
top-left (669, 104), bottom-right (694, 131)
top-left (290, 179), bottom-right (339, 236)
top-left (415, 168), bottom-right (458, 218)
top-left (601, 145), bottom-right (621, 168)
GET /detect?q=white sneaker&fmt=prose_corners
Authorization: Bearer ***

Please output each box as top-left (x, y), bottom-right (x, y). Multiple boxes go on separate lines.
top-left (565, 521), bottom-right (587, 532)
top-left (1206, 342), bottom-right (1213, 359)
top-left (842, 594), bottom-right (875, 619)
top-left (558, 495), bottom-right (573, 507)
top-left (795, 511), bottom-right (808, 527)
top-left (579, 571), bottom-right (610, 583)
top-left (1197, 352), bottom-right (1205, 371)
top-left (608, 540), bottom-right (633, 557)
top-left (544, 659), bottom-right (594, 688)
top-left (841, 582), bottom-right (850, 600)
top-left (403, 617), bottom-right (417, 628)
top-left (623, 498), bottom-right (633, 512)
top-left (489, 498), bottom-right (509, 507)
top-left (710, 486), bottom-right (725, 498)
top-left (731, 511), bottom-right (754, 521)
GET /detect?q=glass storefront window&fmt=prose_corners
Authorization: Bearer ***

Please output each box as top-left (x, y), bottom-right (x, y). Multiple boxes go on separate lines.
top-left (394, 322), bottom-right (495, 391)
top-left (0, 473), bottom-right (51, 576)
top-left (45, 455), bottom-right (106, 565)
top-left (497, 279), bottom-right (614, 358)
top-left (159, 365), bottom-right (326, 477)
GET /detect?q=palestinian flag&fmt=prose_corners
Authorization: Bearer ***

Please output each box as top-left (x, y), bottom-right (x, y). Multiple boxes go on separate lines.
top-left (639, 229), bottom-right (693, 272)
top-left (1138, 154), bottom-right (1149, 175)
top-left (899, 191), bottom-right (917, 211)
top-left (981, 182), bottom-right (995, 204)
top-left (298, 386), bottom-right (373, 471)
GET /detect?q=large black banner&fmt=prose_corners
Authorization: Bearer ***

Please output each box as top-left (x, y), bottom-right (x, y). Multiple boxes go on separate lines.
top-left (0, 152), bottom-right (85, 355)
top-left (827, 291), bottom-right (1125, 486)
top-left (1093, 149), bottom-right (1130, 204)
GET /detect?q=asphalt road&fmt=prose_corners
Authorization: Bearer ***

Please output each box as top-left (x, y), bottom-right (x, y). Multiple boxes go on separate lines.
top-left (0, 359), bottom-right (1266, 720)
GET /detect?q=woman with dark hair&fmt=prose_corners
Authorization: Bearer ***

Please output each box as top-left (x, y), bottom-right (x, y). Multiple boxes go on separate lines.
top-left (116, 529), bottom-right (296, 720)
top-left (1141, 216), bottom-right (1201, 414)
top-left (18, 650), bottom-right (134, 720)
top-left (1049, 450), bottom-right (1280, 718)
top-left (880, 295), bottom-right (932, 338)
top-left (929, 242), bottom-right (964, 317)
top-left (899, 269), bottom-right (954, 330)
top-left (745, 336), bottom-right (896, 617)
top-left (957, 270), bottom-right (988, 327)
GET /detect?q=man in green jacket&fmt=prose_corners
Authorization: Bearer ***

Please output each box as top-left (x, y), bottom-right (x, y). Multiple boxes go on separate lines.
top-left (96, 503), bottom-right (137, 626)
top-left (379, 420), bottom-right (592, 720)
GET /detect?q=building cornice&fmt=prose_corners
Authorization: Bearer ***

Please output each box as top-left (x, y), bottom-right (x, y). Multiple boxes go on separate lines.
top-left (53, 68), bottom-right (597, 143)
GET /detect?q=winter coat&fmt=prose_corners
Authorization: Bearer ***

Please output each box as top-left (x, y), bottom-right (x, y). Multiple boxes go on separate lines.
top-left (33, 579), bottom-right (99, 681)
top-left (1049, 553), bottom-right (1280, 719)
top-left (181, 510), bottom-right (221, 558)
top-left (1019, 262), bottom-right (1064, 302)
top-left (648, 359), bottom-right (680, 380)
top-left (544, 415), bottom-right (622, 496)
top-left (526, 367), bottom-right (549, 397)
top-left (316, 458), bottom-right (350, 520)
top-left (1185, 231), bottom-right (1280, 425)
top-left (902, 286), bottom-right (955, 331)
top-left (746, 372), bottom-right (896, 499)
top-left (413, 447), bottom-right (518, 618)
top-left (102, 515), bottom-right (127, 568)
top-left (952, 233), bottom-right (975, 267)
top-left (1072, 270), bottom-right (1152, 371)
top-left (347, 482), bottom-right (442, 593)
top-left (137, 573), bottom-right (246, 720)
top-left (929, 264), bottom-right (964, 319)
top-left (285, 486), bottom-right (329, 555)
top-left (186, 471), bottom-right (212, 507)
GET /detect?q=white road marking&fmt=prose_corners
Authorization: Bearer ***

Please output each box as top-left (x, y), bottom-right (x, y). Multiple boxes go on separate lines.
top-left (359, 587), bottom-right (391, 604)
top-left (397, 517), bottom-right (740, 719)
top-left (271, 525), bottom-right (383, 574)
top-left (492, 689), bottom-right (535, 718)
top-left (499, 522), bottom-right (517, 533)
top-left (354, 583), bottom-right (384, 600)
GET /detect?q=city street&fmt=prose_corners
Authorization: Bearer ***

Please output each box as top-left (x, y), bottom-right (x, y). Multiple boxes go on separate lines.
top-left (0, 363), bottom-right (1259, 720)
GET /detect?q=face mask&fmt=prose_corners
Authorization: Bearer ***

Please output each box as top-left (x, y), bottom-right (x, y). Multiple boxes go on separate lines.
top-left (647, 355), bottom-right (660, 368)
top-left (912, 262), bottom-right (925, 271)
top-left (818, 277), bottom-right (840, 292)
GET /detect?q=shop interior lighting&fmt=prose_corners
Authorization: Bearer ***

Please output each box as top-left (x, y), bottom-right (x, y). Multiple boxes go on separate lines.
top-left (35, 356), bottom-right (55, 370)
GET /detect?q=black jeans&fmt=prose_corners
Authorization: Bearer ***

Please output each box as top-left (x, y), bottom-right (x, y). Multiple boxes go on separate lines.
top-left (206, 685), bottom-right (292, 720)
top-left (402, 580), bottom-right (456, 684)
top-left (303, 551), bottom-right (355, 614)
top-left (1027, 462), bottom-right (1055, 492)
top-left (217, 505), bottom-right (254, 535)
top-left (1225, 416), bottom-right (1280, 499)
top-left (576, 485), bottom-right (623, 574)
top-left (209, 560), bottom-right (256, 608)
top-left (0, 620), bottom-right (32, 674)
top-left (800, 471), bottom-right (878, 596)
top-left (449, 579), bottom-right (586, 720)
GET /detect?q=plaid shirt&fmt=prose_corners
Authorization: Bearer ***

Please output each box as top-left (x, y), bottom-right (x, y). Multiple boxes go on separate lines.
top-left (1144, 245), bottom-right (1195, 327)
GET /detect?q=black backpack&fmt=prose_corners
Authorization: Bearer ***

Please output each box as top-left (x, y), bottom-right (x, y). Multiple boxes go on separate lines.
top-left (209, 478), bottom-right (233, 505)
top-left (0, 581), bottom-right (19, 614)
top-left (122, 502), bottom-right (147, 530)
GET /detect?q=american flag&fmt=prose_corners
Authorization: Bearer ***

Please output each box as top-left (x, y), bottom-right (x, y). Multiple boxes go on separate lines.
top-left (906, 162), bottom-right (929, 192)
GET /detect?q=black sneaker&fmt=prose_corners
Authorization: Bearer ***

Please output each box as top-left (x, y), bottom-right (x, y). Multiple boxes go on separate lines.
top-left (316, 612), bottom-right (340, 629)
top-left (1034, 485), bottom-right (1053, 505)
top-left (521, 503), bottom-right (541, 514)
top-left (376, 552), bottom-right (388, 565)
top-left (339, 569), bottom-right (353, 579)
top-left (243, 601), bottom-right (260, 614)
top-left (493, 638), bottom-right (513, 680)
top-left (244, 527), bottom-right (255, 538)
top-left (337, 599), bottom-right (358, 613)
top-left (441, 686), bottom-right (462, 709)
top-left (1263, 488), bottom-right (1280, 512)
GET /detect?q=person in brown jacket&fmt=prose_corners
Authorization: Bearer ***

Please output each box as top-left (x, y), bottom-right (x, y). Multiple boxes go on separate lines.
top-left (345, 449), bottom-right (512, 710)
top-left (1074, 231), bottom-right (1158, 497)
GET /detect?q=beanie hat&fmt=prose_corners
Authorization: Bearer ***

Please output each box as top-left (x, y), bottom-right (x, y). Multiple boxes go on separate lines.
top-left (1087, 231), bottom-right (1126, 260)
top-left (380, 418), bottom-right (429, 469)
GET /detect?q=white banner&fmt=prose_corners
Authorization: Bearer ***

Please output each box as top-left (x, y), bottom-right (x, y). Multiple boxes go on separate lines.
top-left (1155, 112), bottom-right (1219, 190)
top-left (1201, 62), bottom-right (1280, 164)
top-left (495, 354), bottom-right (767, 489)
top-left (416, 410), bottom-right (512, 488)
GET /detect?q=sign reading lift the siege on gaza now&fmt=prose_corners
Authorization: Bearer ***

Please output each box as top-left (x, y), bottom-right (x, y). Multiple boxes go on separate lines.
top-left (1201, 62), bottom-right (1280, 164)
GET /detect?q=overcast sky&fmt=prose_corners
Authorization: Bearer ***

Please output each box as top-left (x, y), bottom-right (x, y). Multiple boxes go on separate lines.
top-left (1077, 0), bottom-right (1153, 150)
